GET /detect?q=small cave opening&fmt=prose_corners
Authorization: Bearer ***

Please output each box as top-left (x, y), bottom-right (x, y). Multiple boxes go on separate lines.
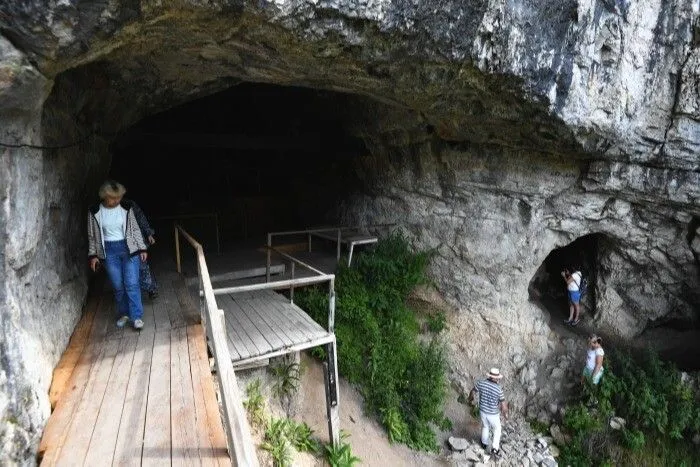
top-left (109, 83), bottom-right (369, 257)
top-left (528, 233), bottom-right (605, 324)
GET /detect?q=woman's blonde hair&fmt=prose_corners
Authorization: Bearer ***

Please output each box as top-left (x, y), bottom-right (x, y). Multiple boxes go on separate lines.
top-left (98, 180), bottom-right (127, 199)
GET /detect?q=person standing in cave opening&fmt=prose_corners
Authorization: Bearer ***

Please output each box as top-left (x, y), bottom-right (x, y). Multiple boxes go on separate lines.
top-left (87, 180), bottom-right (148, 330)
top-left (562, 267), bottom-right (583, 326)
top-left (130, 200), bottom-right (159, 299)
top-left (469, 368), bottom-right (509, 459)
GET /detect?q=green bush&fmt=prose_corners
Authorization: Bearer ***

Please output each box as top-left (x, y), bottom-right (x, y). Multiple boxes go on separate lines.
top-left (297, 233), bottom-right (448, 451)
top-left (559, 348), bottom-right (700, 467)
top-left (426, 312), bottom-right (447, 333)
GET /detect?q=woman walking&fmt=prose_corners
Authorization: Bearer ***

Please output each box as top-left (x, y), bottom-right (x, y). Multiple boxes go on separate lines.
top-left (583, 334), bottom-right (605, 385)
top-left (87, 180), bottom-right (148, 330)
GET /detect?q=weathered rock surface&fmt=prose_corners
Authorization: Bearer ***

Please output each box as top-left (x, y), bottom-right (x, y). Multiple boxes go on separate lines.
top-left (0, 0), bottom-right (698, 462)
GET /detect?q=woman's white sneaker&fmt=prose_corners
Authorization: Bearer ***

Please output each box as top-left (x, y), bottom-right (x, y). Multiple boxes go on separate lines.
top-left (133, 319), bottom-right (144, 330)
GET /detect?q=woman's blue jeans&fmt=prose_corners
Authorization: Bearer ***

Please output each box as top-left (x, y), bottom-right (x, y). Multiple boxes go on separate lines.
top-left (104, 240), bottom-right (143, 321)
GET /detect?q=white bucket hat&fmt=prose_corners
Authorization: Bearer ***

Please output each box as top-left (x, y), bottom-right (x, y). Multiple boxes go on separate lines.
top-left (488, 368), bottom-right (504, 379)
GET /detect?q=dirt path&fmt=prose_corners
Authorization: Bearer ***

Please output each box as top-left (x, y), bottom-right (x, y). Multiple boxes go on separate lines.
top-left (292, 353), bottom-right (451, 466)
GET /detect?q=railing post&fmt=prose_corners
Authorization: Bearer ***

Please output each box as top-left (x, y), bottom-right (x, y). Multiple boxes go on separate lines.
top-left (328, 278), bottom-right (335, 333)
top-left (308, 232), bottom-right (312, 252)
top-left (336, 228), bottom-right (341, 262)
top-left (175, 224), bottom-right (181, 274)
top-left (290, 262), bottom-right (295, 304)
top-left (323, 340), bottom-right (340, 446)
top-left (198, 262), bottom-right (208, 337)
top-left (266, 233), bottom-right (272, 283)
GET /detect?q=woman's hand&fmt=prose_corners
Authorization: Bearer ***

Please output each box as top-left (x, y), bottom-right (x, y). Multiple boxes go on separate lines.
top-left (89, 258), bottom-right (100, 272)
top-left (148, 235), bottom-right (156, 245)
top-left (140, 252), bottom-right (148, 262)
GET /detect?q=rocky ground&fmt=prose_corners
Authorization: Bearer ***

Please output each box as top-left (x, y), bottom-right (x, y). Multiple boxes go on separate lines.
top-left (235, 349), bottom-right (579, 467)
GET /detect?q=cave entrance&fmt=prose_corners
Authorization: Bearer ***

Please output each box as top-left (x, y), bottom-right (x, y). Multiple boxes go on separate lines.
top-left (529, 233), bottom-right (605, 324)
top-left (109, 83), bottom-right (368, 266)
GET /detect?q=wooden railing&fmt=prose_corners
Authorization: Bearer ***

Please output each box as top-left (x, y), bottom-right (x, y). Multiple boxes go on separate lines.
top-left (209, 245), bottom-right (339, 445)
top-left (162, 212), bottom-right (221, 257)
top-left (174, 225), bottom-right (259, 467)
top-left (212, 246), bottom-right (336, 334)
top-left (264, 224), bottom-right (394, 280)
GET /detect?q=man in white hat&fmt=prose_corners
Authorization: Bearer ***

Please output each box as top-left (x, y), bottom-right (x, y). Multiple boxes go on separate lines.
top-left (468, 368), bottom-right (509, 458)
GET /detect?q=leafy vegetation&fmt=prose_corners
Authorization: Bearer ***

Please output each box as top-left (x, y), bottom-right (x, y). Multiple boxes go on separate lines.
top-left (559, 349), bottom-right (700, 466)
top-left (297, 233), bottom-right (449, 451)
top-left (528, 418), bottom-right (550, 435)
top-left (261, 418), bottom-right (321, 466)
top-left (270, 359), bottom-right (301, 415)
top-left (261, 418), bottom-right (293, 467)
top-left (324, 431), bottom-right (362, 467)
top-left (243, 379), bottom-right (267, 429)
top-left (426, 311), bottom-right (447, 333)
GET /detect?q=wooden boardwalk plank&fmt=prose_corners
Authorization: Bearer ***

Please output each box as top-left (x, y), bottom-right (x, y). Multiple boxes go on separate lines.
top-left (187, 325), bottom-right (230, 466)
top-left (84, 334), bottom-right (139, 465)
top-left (171, 327), bottom-right (199, 466)
top-left (233, 296), bottom-right (286, 350)
top-left (163, 278), bottom-right (187, 329)
top-left (265, 294), bottom-right (325, 342)
top-left (141, 297), bottom-right (157, 334)
top-left (95, 296), bottom-right (119, 340)
top-left (39, 342), bottom-right (101, 465)
top-left (152, 289), bottom-right (172, 332)
top-left (45, 265), bottom-right (258, 467)
top-left (247, 297), bottom-right (296, 347)
top-left (226, 295), bottom-right (276, 354)
top-left (48, 293), bottom-right (99, 409)
top-left (53, 336), bottom-right (121, 465)
top-left (219, 294), bottom-right (265, 358)
top-left (219, 293), bottom-right (256, 358)
top-left (112, 331), bottom-right (156, 467)
top-left (256, 294), bottom-right (317, 344)
top-left (173, 276), bottom-right (201, 325)
top-left (40, 291), bottom-right (112, 465)
top-left (142, 330), bottom-right (171, 466)
top-left (223, 314), bottom-right (245, 360)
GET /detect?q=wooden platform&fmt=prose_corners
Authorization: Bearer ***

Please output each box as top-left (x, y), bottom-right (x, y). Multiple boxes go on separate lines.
top-left (218, 289), bottom-right (334, 366)
top-left (40, 272), bottom-right (230, 466)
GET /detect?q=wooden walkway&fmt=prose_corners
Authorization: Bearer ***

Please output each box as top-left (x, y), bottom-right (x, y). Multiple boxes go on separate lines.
top-left (218, 289), bottom-right (334, 366)
top-left (39, 272), bottom-right (230, 466)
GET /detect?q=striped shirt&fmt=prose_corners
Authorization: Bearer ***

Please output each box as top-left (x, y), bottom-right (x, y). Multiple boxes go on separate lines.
top-left (474, 379), bottom-right (505, 415)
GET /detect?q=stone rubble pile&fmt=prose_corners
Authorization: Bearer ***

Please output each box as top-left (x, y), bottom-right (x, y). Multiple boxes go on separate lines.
top-left (447, 419), bottom-right (560, 467)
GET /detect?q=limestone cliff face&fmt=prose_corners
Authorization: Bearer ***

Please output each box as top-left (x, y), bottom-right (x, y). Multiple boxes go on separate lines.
top-left (0, 0), bottom-right (698, 462)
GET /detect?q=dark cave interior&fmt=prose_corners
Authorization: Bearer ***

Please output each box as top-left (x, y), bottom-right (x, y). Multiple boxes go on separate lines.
top-left (109, 83), bottom-right (369, 252)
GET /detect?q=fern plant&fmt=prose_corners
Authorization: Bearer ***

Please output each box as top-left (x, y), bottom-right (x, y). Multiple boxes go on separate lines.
top-left (261, 418), bottom-right (293, 467)
top-left (270, 359), bottom-right (301, 416)
top-left (324, 432), bottom-right (361, 467)
top-left (286, 420), bottom-right (320, 454)
top-left (243, 379), bottom-right (266, 429)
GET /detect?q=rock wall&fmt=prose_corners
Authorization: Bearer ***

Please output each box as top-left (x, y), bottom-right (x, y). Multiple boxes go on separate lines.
top-left (336, 99), bottom-right (698, 412)
top-left (0, 38), bottom-right (112, 464)
top-left (0, 0), bottom-right (698, 462)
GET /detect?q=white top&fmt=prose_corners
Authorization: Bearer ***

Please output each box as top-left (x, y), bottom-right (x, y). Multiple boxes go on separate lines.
top-left (567, 271), bottom-right (582, 291)
top-left (586, 347), bottom-right (605, 371)
top-left (100, 205), bottom-right (126, 241)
